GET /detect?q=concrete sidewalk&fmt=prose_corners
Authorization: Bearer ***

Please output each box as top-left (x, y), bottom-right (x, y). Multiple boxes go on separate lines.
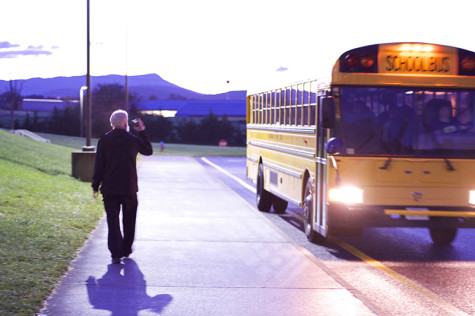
top-left (41, 155), bottom-right (374, 315)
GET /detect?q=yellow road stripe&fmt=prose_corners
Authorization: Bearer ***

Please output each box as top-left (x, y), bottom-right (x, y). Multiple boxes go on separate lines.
top-left (333, 238), bottom-right (469, 316)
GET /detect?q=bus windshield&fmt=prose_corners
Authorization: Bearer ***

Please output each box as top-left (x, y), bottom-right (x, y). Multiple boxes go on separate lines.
top-left (336, 87), bottom-right (475, 158)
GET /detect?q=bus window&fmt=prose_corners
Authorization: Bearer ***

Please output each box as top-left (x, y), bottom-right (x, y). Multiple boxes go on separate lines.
top-left (309, 89), bottom-right (316, 126)
top-left (269, 92), bottom-right (274, 125)
top-left (337, 87), bottom-right (475, 158)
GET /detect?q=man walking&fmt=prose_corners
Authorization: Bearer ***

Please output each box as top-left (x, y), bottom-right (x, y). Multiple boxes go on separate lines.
top-left (92, 110), bottom-right (153, 264)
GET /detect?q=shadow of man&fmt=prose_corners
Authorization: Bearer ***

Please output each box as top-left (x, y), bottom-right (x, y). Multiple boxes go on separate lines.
top-left (86, 258), bottom-right (172, 315)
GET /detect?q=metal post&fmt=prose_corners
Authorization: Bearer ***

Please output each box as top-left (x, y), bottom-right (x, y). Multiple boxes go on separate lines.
top-left (72, 0), bottom-right (95, 184)
top-left (125, 22), bottom-right (129, 111)
top-left (9, 79), bottom-right (14, 131)
top-left (84, 0), bottom-right (93, 150)
top-left (125, 74), bottom-right (129, 111)
top-left (79, 86), bottom-right (87, 137)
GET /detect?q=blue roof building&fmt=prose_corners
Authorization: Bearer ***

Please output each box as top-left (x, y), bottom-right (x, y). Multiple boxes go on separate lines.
top-left (176, 100), bottom-right (246, 118)
top-left (21, 99), bottom-right (78, 112)
top-left (136, 99), bottom-right (246, 120)
top-left (137, 100), bottom-right (185, 118)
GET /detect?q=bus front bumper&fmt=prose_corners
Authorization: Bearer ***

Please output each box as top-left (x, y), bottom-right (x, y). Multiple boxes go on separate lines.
top-left (327, 204), bottom-right (475, 229)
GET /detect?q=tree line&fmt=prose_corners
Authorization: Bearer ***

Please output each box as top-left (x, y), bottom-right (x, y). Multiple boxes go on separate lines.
top-left (6, 83), bottom-right (245, 146)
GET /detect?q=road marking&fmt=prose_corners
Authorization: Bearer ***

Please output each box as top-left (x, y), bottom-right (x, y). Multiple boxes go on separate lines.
top-left (203, 156), bottom-right (470, 316)
top-left (200, 157), bottom-right (256, 193)
top-left (333, 239), bottom-right (469, 316)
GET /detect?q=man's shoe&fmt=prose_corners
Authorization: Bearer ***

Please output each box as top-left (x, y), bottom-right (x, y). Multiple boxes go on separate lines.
top-left (112, 257), bottom-right (122, 264)
top-left (124, 249), bottom-right (132, 258)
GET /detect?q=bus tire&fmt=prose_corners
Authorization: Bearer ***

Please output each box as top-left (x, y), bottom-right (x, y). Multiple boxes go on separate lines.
top-left (272, 196), bottom-right (288, 214)
top-left (256, 164), bottom-right (272, 212)
top-left (303, 179), bottom-right (319, 243)
top-left (429, 227), bottom-right (457, 245)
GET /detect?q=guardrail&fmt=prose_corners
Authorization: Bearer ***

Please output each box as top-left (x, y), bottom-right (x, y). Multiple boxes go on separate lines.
top-left (11, 129), bottom-right (51, 143)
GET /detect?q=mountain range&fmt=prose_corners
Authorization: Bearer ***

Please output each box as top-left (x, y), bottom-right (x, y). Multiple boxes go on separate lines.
top-left (0, 73), bottom-right (246, 101)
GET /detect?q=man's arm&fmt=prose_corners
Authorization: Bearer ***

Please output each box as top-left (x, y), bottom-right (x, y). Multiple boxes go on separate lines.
top-left (137, 131), bottom-right (153, 156)
top-left (133, 118), bottom-right (153, 156)
top-left (91, 139), bottom-right (105, 196)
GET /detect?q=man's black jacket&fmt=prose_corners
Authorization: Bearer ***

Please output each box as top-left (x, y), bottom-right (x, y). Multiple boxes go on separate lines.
top-left (92, 128), bottom-right (153, 195)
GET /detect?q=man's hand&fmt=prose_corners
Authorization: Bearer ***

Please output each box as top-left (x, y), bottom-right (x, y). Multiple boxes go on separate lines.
top-left (93, 190), bottom-right (99, 199)
top-left (132, 118), bottom-right (145, 132)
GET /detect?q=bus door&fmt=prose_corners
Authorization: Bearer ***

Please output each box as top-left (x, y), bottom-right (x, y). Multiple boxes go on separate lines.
top-left (315, 95), bottom-right (328, 236)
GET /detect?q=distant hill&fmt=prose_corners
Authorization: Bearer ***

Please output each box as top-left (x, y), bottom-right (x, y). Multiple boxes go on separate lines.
top-left (0, 74), bottom-right (246, 101)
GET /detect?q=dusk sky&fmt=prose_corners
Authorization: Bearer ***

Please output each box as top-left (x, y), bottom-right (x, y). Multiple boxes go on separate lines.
top-left (1, 0), bottom-right (474, 94)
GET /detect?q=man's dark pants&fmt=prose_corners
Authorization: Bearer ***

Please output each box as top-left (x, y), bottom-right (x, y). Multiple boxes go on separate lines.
top-left (103, 194), bottom-right (138, 258)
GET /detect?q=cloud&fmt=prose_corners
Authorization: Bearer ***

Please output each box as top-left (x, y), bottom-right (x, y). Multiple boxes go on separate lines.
top-left (0, 41), bottom-right (20, 49)
top-left (0, 42), bottom-right (52, 58)
top-left (276, 66), bottom-right (288, 72)
top-left (0, 50), bottom-right (52, 58)
top-left (27, 45), bottom-right (45, 50)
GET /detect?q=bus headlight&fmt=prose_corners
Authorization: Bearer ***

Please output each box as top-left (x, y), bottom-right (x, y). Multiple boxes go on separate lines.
top-left (470, 190), bottom-right (475, 205)
top-left (328, 186), bottom-right (363, 204)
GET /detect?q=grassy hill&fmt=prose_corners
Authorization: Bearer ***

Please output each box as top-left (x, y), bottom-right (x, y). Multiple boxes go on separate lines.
top-left (0, 130), bottom-right (104, 315)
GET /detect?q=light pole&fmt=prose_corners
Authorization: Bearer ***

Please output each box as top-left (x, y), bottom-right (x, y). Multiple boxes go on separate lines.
top-left (84, 0), bottom-right (93, 151)
top-left (124, 15), bottom-right (129, 111)
top-left (79, 86), bottom-right (87, 137)
top-left (71, 0), bottom-right (95, 182)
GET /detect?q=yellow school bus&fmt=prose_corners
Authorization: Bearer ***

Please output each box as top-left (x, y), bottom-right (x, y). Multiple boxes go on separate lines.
top-left (247, 42), bottom-right (475, 245)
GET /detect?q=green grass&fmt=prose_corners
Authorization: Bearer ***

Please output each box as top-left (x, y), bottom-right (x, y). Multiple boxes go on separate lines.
top-left (0, 130), bottom-right (104, 315)
top-left (1, 131), bottom-right (75, 176)
top-left (35, 131), bottom-right (246, 157)
top-left (36, 132), bottom-right (99, 151)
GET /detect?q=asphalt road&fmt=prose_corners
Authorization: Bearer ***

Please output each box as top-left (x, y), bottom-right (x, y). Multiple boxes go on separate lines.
top-left (198, 156), bottom-right (474, 316)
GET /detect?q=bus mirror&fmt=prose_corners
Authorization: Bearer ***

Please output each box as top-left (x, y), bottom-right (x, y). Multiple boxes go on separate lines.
top-left (322, 97), bottom-right (336, 128)
top-left (326, 137), bottom-right (343, 155)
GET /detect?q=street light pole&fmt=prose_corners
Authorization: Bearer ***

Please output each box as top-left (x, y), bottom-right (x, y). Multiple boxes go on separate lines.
top-left (124, 16), bottom-right (129, 111)
top-left (71, 0), bottom-right (95, 182)
top-left (83, 0), bottom-right (94, 151)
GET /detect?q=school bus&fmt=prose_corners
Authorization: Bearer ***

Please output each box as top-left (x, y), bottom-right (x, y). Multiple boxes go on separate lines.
top-left (246, 42), bottom-right (475, 245)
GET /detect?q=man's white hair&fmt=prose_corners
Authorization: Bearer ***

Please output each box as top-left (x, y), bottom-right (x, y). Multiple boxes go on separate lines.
top-left (110, 110), bottom-right (128, 129)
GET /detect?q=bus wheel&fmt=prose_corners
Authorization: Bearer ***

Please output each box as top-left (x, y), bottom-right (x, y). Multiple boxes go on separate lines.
top-left (429, 228), bottom-right (457, 245)
top-left (256, 164), bottom-right (272, 212)
top-left (272, 196), bottom-right (288, 214)
top-left (303, 180), bottom-right (318, 242)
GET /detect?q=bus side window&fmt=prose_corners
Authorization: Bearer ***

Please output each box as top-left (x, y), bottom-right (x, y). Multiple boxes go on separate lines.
top-left (309, 92), bottom-right (317, 126)
top-left (310, 104), bottom-right (316, 126)
top-left (295, 105), bottom-right (303, 126)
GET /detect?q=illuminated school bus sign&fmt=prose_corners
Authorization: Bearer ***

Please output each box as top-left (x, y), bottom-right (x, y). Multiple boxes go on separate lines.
top-left (379, 43), bottom-right (456, 75)
top-left (335, 42), bottom-right (475, 87)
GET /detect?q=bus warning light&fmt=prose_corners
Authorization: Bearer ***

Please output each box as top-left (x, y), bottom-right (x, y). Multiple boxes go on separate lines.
top-left (344, 54), bottom-right (359, 68)
top-left (461, 57), bottom-right (475, 72)
top-left (360, 55), bottom-right (375, 68)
